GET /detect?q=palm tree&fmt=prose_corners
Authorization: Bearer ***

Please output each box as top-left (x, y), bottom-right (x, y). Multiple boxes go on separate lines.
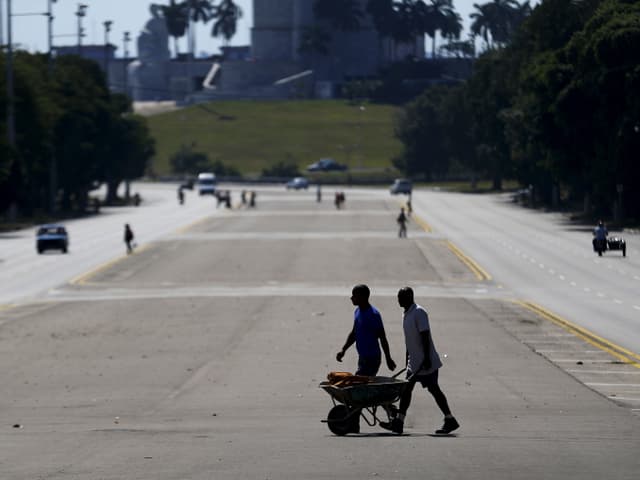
top-left (470, 0), bottom-right (529, 51)
top-left (470, 2), bottom-right (495, 49)
top-left (157, 0), bottom-right (188, 57)
top-left (210, 0), bottom-right (243, 45)
top-left (424, 0), bottom-right (461, 59)
top-left (182, 0), bottom-right (212, 58)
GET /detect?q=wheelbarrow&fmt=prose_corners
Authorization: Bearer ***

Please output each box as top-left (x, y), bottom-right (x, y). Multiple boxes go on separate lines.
top-left (319, 370), bottom-right (409, 436)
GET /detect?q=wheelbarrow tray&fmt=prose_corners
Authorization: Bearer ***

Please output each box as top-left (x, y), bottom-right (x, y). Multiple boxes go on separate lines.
top-left (320, 377), bottom-right (408, 409)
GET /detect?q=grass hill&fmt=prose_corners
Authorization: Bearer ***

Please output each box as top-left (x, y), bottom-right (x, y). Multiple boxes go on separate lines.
top-left (145, 100), bottom-right (403, 178)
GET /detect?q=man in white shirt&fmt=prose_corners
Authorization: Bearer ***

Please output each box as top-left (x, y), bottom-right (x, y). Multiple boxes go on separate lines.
top-left (381, 287), bottom-right (459, 435)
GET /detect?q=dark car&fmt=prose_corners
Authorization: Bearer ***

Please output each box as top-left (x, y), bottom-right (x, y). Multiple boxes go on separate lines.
top-left (36, 224), bottom-right (69, 254)
top-left (307, 158), bottom-right (348, 172)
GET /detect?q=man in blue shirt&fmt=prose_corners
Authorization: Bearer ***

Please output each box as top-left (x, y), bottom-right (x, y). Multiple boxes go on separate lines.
top-left (336, 284), bottom-right (397, 433)
top-left (336, 284), bottom-right (396, 376)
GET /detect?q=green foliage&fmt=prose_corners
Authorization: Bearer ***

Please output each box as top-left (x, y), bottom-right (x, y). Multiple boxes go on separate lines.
top-left (147, 100), bottom-right (402, 176)
top-left (393, 0), bottom-right (640, 219)
top-left (170, 144), bottom-right (212, 174)
top-left (0, 51), bottom-right (156, 215)
top-left (261, 160), bottom-right (300, 178)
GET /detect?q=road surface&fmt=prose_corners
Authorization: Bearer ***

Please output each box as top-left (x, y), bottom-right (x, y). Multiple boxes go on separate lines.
top-left (1, 185), bottom-right (638, 479)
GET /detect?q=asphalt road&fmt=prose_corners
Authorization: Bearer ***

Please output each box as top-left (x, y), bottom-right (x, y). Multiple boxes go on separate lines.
top-left (411, 190), bottom-right (640, 353)
top-left (0, 185), bottom-right (638, 479)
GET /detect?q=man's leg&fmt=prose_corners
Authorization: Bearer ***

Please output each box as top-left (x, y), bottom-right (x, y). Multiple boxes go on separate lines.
top-left (380, 375), bottom-right (417, 434)
top-left (423, 370), bottom-right (459, 434)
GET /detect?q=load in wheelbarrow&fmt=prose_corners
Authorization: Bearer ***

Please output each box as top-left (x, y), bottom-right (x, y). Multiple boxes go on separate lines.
top-left (319, 373), bottom-right (408, 436)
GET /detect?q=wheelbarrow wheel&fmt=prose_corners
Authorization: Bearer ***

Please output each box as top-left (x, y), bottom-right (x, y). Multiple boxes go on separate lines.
top-left (327, 405), bottom-right (352, 436)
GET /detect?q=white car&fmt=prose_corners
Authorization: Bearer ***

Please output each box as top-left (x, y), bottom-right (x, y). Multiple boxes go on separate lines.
top-left (390, 178), bottom-right (412, 195)
top-left (197, 172), bottom-right (217, 195)
top-left (286, 177), bottom-right (309, 190)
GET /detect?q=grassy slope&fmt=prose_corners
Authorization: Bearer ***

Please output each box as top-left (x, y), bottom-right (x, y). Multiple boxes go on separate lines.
top-left (146, 100), bottom-right (403, 177)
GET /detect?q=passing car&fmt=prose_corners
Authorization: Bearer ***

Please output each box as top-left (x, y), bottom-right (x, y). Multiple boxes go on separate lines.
top-left (390, 178), bottom-right (412, 195)
top-left (307, 158), bottom-right (348, 172)
top-left (286, 177), bottom-right (309, 190)
top-left (36, 224), bottom-right (69, 254)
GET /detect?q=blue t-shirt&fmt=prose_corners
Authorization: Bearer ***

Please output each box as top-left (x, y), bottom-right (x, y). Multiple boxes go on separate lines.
top-left (354, 305), bottom-right (383, 358)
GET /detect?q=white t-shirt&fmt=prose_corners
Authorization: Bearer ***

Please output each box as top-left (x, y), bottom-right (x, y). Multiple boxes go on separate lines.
top-left (403, 303), bottom-right (442, 375)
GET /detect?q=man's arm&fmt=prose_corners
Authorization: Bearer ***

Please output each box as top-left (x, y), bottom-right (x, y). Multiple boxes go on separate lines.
top-left (378, 327), bottom-right (396, 371)
top-left (420, 330), bottom-right (432, 371)
top-left (336, 328), bottom-right (356, 362)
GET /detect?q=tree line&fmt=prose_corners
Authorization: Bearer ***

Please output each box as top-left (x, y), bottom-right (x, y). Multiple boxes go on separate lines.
top-left (394, 0), bottom-right (640, 221)
top-left (0, 53), bottom-right (155, 216)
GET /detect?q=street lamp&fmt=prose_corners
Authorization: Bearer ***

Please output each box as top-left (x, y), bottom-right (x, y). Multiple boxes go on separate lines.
top-left (5, 0), bottom-right (15, 147)
top-left (76, 3), bottom-right (87, 55)
top-left (103, 20), bottom-right (113, 86)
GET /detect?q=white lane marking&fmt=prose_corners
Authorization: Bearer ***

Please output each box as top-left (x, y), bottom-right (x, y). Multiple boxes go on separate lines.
top-left (549, 269), bottom-right (556, 275)
top-left (613, 299), bottom-right (623, 305)
top-left (634, 276), bottom-right (640, 281)
top-left (570, 281), bottom-right (577, 287)
top-left (634, 305), bottom-right (640, 311)
top-left (568, 370), bottom-right (640, 375)
top-left (597, 292), bottom-right (605, 298)
top-left (586, 383), bottom-right (640, 387)
top-left (607, 396), bottom-right (640, 402)
top-left (559, 275), bottom-right (565, 280)
top-left (584, 287), bottom-right (591, 292)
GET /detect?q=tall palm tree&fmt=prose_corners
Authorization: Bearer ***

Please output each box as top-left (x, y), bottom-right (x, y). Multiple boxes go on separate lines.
top-left (210, 0), bottom-right (243, 45)
top-left (183, 0), bottom-right (212, 58)
top-left (424, 0), bottom-right (461, 59)
top-left (470, 0), bottom-right (528, 51)
top-left (470, 2), bottom-right (496, 49)
top-left (157, 0), bottom-right (188, 57)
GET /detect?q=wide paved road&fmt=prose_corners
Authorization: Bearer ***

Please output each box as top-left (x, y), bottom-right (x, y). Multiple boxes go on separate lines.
top-left (412, 190), bottom-right (640, 353)
top-left (1, 186), bottom-right (638, 479)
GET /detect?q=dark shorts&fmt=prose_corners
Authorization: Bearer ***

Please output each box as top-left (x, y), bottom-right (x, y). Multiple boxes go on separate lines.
top-left (409, 369), bottom-right (439, 389)
top-left (356, 355), bottom-right (381, 376)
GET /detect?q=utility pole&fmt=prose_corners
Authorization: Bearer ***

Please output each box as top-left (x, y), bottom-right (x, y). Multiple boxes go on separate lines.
top-left (123, 31), bottom-right (130, 97)
top-left (0, 0), bottom-right (4, 48)
top-left (103, 20), bottom-right (112, 87)
top-left (6, 0), bottom-right (15, 147)
top-left (48, 0), bottom-right (57, 213)
top-left (75, 3), bottom-right (87, 55)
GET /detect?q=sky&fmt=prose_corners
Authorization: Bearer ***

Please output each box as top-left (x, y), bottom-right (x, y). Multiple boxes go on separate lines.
top-left (2, 1), bottom-right (528, 58)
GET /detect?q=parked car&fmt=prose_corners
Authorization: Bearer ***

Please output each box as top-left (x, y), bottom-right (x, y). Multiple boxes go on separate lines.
top-left (307, 158), bottom-right (348, 172)
top-left (286, 177), bottom-right (309, 190)
top-left (390, 178), bottom-right (412, 195)
top-left (36, 224), bottom-right (69, 254)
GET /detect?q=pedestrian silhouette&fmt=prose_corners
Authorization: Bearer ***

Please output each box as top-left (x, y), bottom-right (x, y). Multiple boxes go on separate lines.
top-left (397, 208), bottom-right (408, 238)
top-left (124, 224), bottom-right (135, 254)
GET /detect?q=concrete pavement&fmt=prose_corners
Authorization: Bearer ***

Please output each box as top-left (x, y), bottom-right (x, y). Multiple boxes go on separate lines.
top-left (0, 188), bottom-right (638, 479)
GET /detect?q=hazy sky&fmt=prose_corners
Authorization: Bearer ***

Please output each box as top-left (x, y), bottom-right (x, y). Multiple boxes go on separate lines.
top-left (4, 1), bottom-right (531, 58)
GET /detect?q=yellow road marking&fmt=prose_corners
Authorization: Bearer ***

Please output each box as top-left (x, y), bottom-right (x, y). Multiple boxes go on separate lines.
top-left (174, 215), bottom-right (214, 235)
top-left (515, 300), bottom-right (640, 368)
top-left (0, 303), bottom-right (17, 313)
top-left (411, 212), bottom-right (432, 233)
top-left (69, 244), bottom-right (151, 285)
top-left (446, 241), bottom-right (492, 281)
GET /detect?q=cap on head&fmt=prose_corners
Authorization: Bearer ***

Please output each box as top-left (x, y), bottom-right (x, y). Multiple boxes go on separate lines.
top-left (352, 284), bottom-right (370, 300)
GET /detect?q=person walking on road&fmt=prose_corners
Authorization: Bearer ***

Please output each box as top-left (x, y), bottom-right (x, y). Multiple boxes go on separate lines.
top-left (381, 287), bottom-right (459, 435)
top-left (124, 223), bottom-right (135, 254)
top-left (397, 207), bottom-right (408, 238)
top-left (336, 284), bottom-right (396, 433)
